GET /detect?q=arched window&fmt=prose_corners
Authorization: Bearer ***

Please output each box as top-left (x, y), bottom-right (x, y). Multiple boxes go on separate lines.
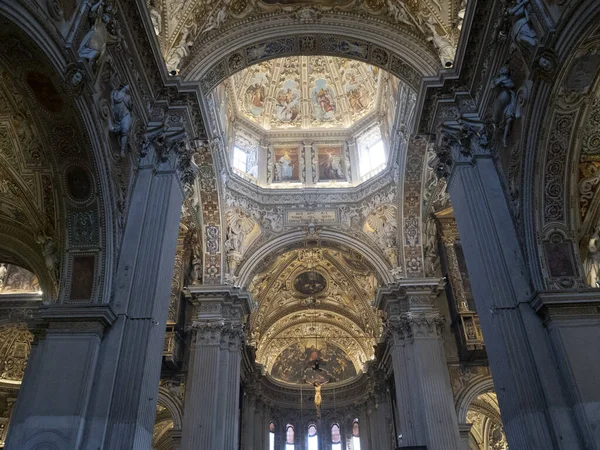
top-left (351, 419), bottom-right (361, 450)
top-left (307, 423), bottom-right (318, 450)
top-left (269, 422), bottom-right (275, 450)
top-left (285, 424), bottom-right (295, 450)
top-left (331, 423), bottom-right (342, 450)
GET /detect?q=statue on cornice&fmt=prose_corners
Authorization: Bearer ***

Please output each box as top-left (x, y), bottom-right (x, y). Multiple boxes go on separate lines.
top-left (78, 1), bottom-right (119, 65)
top-left (166, 25), bottom-right (196, 75)
top-left (0, 264), bottom-right (7, 289)
top-left (111, 84), bottom-right (132, 156)
top-left (490, 67), bottom-right (518, 148)
top-left (507, 0), bottom-right (538, 52)
top-left (425, 19), bottom-right (457, 68)
top-left (36, 235), bottom-right (59, 284)
top-left (584, 230), bottom-right (600, 288)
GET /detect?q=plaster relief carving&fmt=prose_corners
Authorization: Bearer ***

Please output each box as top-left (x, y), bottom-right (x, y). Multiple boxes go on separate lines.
top-left (364, 204), bottom-right (398, 267)
top-left (78, 1), bottom-right (120, 66)
top-left (224, 207), bottom-right (260, 275)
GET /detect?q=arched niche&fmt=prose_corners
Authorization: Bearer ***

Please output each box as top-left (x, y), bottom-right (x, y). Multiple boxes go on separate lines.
top-left (522, 0), bottom-right (600, 290)
top-left (0, 12), bottom-right (115, 302)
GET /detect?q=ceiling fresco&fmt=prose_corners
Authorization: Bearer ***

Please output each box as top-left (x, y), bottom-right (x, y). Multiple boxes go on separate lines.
top-left (270, 341), bottom-right (357, 384)
top-left (0, 263), bottom-right (39, 295)
top-left (248, 245), bottom-right (381, 384)
top-left (150, 0), bottom-right (465, 75)
top-left (225, 56), bottom-right (382, 131)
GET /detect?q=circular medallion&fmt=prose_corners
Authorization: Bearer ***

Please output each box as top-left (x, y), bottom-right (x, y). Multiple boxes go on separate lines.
top-left (294, 271), bottom-right (327, 295)
top-left (65, 165), bottom-right (92, 202)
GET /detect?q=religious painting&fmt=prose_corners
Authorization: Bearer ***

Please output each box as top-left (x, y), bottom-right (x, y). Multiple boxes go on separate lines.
top-left (244, 71), bottom-right (268, 118)
top-left (317, 146), bottom-right (346, 181)
top-left (312, 79), bottom-right (336, 122)
top-left (270, 341), bottom-right (357, 384)
top-left (544, 241), bottom-right (577, 278)
top-left (344, 68), bottom-right (369, 114)
top-left (272, 146), bottom-right (300, 182)
top-left (294, 271), bottom-right (327, 295)
top-left (274, 79), bottom-right (301, 124)
top-left (25, 71), bottom-right (63, 113)
top-left (70, 255), bottom-right (95, 301)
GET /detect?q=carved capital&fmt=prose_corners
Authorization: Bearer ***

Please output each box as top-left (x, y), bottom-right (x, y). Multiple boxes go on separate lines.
top-left (386, 313), bottom-right (446, 341)
top-left (188, 320), bottom-right (245, 349)
top-left (37, 303), bottom-right (117, 339)
top-left (433, 117), bottom-right (492, 179)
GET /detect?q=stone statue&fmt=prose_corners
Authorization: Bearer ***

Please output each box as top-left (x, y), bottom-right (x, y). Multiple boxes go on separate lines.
top-left (78, 1), bottom-right (119, 64)
top-left (166, 26), bottom-right (195, 74)
top-left (507, 0), bottom-right (538, 51)
top-left (491, 67), bottom-right (517, 148)
top-left (192, 253), bottom-right (203, 285)
top-left (585, 230), bottom-right (600, 287)
top-left (37, 236), bottom-right (59, 282)
top-left (111, 84), bottom-right (132, 156)
top-left (0, 263), bottom-right (7, 289)
top-left (275, 152), bottom-right (294, 181)
top-left (148, 0), bottom-right (161, 35)
top-left (202, 0), bottom-right (230, 34)
top-left (426, 19), bottom-right (456, 68)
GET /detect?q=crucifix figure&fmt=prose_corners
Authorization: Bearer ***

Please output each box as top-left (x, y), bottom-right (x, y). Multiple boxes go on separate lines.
top-left (311, 379), bottom-right (327, 419)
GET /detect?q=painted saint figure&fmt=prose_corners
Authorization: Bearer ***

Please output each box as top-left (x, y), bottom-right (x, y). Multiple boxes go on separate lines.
top-left (275, 151), bottom-right (294, 181)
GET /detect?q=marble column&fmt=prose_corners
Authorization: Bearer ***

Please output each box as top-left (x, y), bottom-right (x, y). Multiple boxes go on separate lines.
top-left (5, 305), bottom-right (116, 449)
top-left (433, 117), bottom-right (584, 449)
top-left (377, 280), bottom-right (462, 450)
top-left (241, 388), bottom-right (257, 449)
top-left (180, 285), bottom-right (251, 450)
top-left (92, 124), bottom-right (197, 448)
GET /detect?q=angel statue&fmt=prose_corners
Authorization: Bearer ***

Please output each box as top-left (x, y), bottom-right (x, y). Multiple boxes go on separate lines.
top-left (490, 67), bottom-right (518, 148)
top-left (111, 84), bottom-right (132, 156)
top-left (507, 0), bottom-right (538, 52)
top-left (584, 229), bottom-right (600, 288)
top-left (78, 1), bottom-right (119, 64)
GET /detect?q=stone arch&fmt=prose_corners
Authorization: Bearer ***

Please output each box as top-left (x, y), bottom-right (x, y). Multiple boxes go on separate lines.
top-left (237, 229), bottom-right (395, 288)
top-left (181, 16), bottom-right (440, 92)
top-left (157, 386), bottom-right (184, 431)
top-left (524, 0), bottom-right (600, 290)
top-left (455, 376), bottom-right (495, 424)
top-left (0, 7), bottom-right (117, 302)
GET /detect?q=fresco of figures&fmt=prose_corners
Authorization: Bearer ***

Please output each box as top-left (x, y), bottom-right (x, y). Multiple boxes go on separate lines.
top-left (270, 341), bottom-right (357, 384)
top-left (317, 146), bottom-right (346, 181)
top-left (273, 146), bottom-right (300, 182)
top-left (274, 79), bottom-right (301, 125)
top-left (312, 78), bottom-right (337, 122)
top-left (244, 71), bottom-right (268, 118)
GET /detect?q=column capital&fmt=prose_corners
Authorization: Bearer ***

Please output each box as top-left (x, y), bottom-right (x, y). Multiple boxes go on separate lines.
top-left (531, 290), bottom-right (600, 323)
top-left (140, 122), bottom-right (199, 187)
top-left (187, 285), bottom-right (252, 321)
top-left (35, 303), bottom-right (117, 338)
top-left (374, 278), bottom-right (443, 316)
top-left (386, 313), bottom-right (446, 341)
top-left (433, 116), bottom-right (492, 180)
top-left (187, 320), bottom-right (245, 349)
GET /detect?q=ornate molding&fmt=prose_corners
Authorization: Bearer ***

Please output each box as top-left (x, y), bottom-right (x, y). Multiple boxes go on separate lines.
top-left (188, 320), bottom-right (245, 349)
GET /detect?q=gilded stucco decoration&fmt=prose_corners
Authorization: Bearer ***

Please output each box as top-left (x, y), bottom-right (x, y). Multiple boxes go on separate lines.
top-left (248, 246), bottom-right (380, 384)
top-left (228, 56), bottom-right (381, 130)
top-left (0, 324), bottom-right (33, 383)
top-left (152, 0), bottom-right (464, 76)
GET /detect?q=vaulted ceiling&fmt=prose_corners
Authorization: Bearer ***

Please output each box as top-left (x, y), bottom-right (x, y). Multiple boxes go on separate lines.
top-left (224, 56), bottom-right (383, 131)
top-left (150, 0), bottom-right (466, 74)
top-left (248, 245), bottom-right (381, 385)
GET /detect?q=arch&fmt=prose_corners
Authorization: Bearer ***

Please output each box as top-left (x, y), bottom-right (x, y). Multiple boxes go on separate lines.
top-left (157, 386), bottom-right (184, 431)
top-left (523, 0), bottom-right (600, 289)
top-left (182, 16), bottom-right (440, 92)
top-left (237, 229), bottom-right (394, 287)
top-left (455, 376), bottom-right (495, 424)
top-left (0, 4), bottom-right (118, 302)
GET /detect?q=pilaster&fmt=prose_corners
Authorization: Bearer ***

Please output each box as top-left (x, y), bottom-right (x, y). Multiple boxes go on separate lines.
top-left (377, 280), bottom-right (462, 450)
top-left (5, 304), bottom-right (116, 449)
top-left (434, 117), bottom-right (585, 449)
top-left (180, 285), bottom-right (251, 450)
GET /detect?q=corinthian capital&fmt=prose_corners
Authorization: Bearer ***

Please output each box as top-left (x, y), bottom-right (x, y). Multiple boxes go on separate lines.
top-left (433, 117), bottom-right (492, 179)
top-left (386, 313), bottom-right (445, 341)
top-left (188, 320), bottom-right (245, 349)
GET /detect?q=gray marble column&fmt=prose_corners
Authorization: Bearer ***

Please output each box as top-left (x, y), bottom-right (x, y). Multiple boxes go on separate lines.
top-left (180, 285), bottom-right (251, 450)
top-left (433, 117), bottom-right (584, 449)
top-left (377, 280), bottom-right (462, 450)
top-left (92, 124), bottom-right (197, 449)
top-left (241, 389), bottom-right (256, 449)
top-left (5, 305), bottom-right (116, 449)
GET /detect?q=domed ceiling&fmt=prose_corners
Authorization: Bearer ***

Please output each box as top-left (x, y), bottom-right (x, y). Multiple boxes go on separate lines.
top-left (227, 56), bottom-right (382, 131)
top-left (248, 245), bottom-right (382, 385)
